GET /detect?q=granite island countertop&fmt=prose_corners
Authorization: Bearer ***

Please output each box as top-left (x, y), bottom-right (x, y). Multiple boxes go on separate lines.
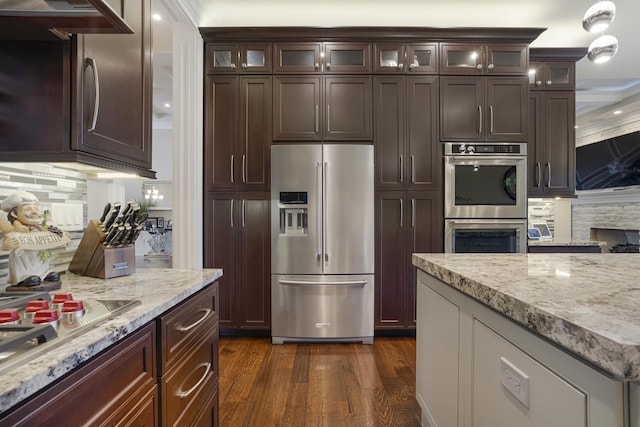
top-left (412, 253), bottom-right (640, 381)
top-left (527, 240), bottom-right (605, 247)
top-left (0, 268), bottom-right (222, 414)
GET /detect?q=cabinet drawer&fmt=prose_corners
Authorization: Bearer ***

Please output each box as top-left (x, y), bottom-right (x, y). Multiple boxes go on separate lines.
top-left (0, 323), bottom-right (157, 426)
top-left (160, 284), bottom-right (219, 371)
top-left (161, 327), bottom-right (219, 427)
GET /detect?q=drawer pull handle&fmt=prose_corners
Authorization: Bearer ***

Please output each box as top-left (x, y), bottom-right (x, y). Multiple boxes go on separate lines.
top-left (175, 308), bottom-right (212, 332)
top-left (177, 362), bottom-right (211, 398)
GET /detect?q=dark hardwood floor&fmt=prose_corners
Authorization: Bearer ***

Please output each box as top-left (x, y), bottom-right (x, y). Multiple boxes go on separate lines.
top-left (219, 337), bottom-right (421, 426)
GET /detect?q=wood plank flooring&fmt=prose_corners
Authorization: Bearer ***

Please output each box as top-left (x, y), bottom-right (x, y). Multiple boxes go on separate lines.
top-left (219, 337), bottom-right (421, 427)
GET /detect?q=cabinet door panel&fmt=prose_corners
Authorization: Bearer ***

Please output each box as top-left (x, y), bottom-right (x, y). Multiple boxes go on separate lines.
top-left (440, 76), bottom-right (483, 141)
top-left (486, 44), bottom-right (528, 74)
top-left (407, 43), bottom-right (438, 74)
top-left (240, 77), bottom-right (271, 190)
top-left (238, 195), bottom-right (271, 329)
top-left (374, 76), bottom-right (405, 189)
top-left (76, 0), bottom-right (151, 168)
top-left (324, 76), bottom-right (372, 140)
top-left (486, 77), bottom-right (527, 141)
top-left (273, 76), bottom-right (322, 141)
top-left (205, 76), bottom-right (238, 190)
top-left (527, 93), bottom-right (544, 196)
top-left (206, 43), bottom-right (239, 73)
top-left (543, 92), bottom-right (575, 195)
top-left (373, 43), bottom-right (406, 73)
top-left (324, 42), bottom-right (371, 73)
top-left (374, 191), bottom-right (407, 328)
top-left (204, 193), bottom-right (237, 327)
top-left (407, 76), bottom-right (439, 189)
top-left (274, 43), bottom-right (321, 73)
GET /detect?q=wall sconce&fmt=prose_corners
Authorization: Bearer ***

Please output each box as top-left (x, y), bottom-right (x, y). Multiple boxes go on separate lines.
top-left (582, 1), bottom-right (616, 33)
top-left (582, 1), bottom-right (619, 64)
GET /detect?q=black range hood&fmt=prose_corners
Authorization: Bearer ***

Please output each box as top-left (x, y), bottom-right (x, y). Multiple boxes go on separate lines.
top-left (0, 0), bottom-right (133, 40)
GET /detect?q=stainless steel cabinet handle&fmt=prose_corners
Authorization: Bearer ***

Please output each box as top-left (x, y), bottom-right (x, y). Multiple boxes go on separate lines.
top-left (241, 62), bottom-right (247, 69)
top-left (230, 63), bottom-right (236, 70)
top-left (488, 63), bottom-right (494, 70)
top-left (316, 162), bottom-right (322, 261)
top-left (85, 58), bottom-right (100, 132)
top-left (399, 155), bottom-right (403, 183)
top-left (230, 155), bottom-right (234, 184)
top-left (176, 363), bottom-right (211, 398)
top-left (175, 308), bottom-right (212, 332)
top-left (536, 162), bottom-right (541, 188)
top-left (326, 62), bottom-right (331, 70)
top-left (536, 80), bottom-right (542, 86)
top-left (397, 63), bottom-right (404, 69)
top-left (242, 199), bottom-right (246, 227)
top-left (546, 162), bottom-right (551, 187)
top-left (478, 105), bottom-right (482, 134)
top-left (411, 155), bottom-right (415, 183)
top-left (279, 279), bottom-right (367, 287)
top-left (315, 63), bottom-right (319, 71)
top-left (327, 105), bottom-right (330, 133)
top-left (476, 63), bottom-right (483, 70)
top-left (242, 155), bottom-right (246, 183)
top-left (411, 198), bottom-right (415, 227)
top-left (315, 105), bottom-right (319, 133)
top-left (489, 105), bottom-right (494, 134)
top-left (546, 80), bottom-right (552, 86)
top-left (230, 199), bottom-right (234, 228)
top-left (400, 198), bottom-right (404, 228)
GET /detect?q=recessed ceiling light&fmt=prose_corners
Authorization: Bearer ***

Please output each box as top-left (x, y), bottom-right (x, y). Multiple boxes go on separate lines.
top-left (574, 125), bottom-right (579, 129)
top-left (164, 103), bottom-right (171, 108)
top-left (613, 110), bottom-right (622, 115)
top-left (152, 13), bottom-right (162, 21)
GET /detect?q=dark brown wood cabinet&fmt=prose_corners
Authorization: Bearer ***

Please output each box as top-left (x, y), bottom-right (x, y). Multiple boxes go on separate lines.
top-left (273, 75), bottom-right (372, 141)
top-left (0, 323), bottom-right (159, 426)
top-left (375, 191), bottom-right (442, 330)
top-left (528, 91), bottom-right (576, 197)
top-left (440, 75), bottom-right (528, 141)
top-left (527, 48), bottom-right (586, 198)
top-left (373, 42), bottom-right (438, 74)
top-left (374, 75), bottom-right (440, 190)
top-left (440, 43), bottom-right (528, 75)
top-left (206, 43), bottom-right (272, 74)
top-left (204, 75), bottom-right (272, 191)
top-left (204, 192), bottom-right (270, 332)
top-left (0, 0), bottom-right (153, 177)
top-left (274, 42), bottom-right (370, 74)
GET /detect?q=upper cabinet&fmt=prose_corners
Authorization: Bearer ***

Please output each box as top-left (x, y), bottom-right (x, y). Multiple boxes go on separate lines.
top-left (274, 42), bottom-right (371, 73)
top-left (529, 62), bottom-right (575, 90)
top-left (440, 43), bottom-right (528, 75)
top-left (0, 0), bottom-right (154, 177)
top-left (0, 0), bottom-right (133, 40)
top-left (206, 43), bottom-right (272, 74)
top-left (373, 43), bottom-right (438, 74)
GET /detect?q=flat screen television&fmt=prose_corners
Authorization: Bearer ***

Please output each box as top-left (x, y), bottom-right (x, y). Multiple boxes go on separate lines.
top-left (576, 130), bottom-right (640, 191)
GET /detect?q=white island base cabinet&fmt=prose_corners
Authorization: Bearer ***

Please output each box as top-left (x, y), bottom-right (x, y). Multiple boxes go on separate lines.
top-left (416, 270), bottom-right (625, 427)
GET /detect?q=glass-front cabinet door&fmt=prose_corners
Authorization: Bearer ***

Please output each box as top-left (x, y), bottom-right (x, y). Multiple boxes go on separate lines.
top-left (529, 62), bottom-right (575, 90)
top-left (485, 44), bottom-right (528, 74)
top-left (374, 43), bottom-right (406, 73)
top-left (206, 43), bottom-right (271, 73)
top-left (441, 43), bottom-right (527, 75)
top-left (406, 43), bottom-right (438, 73)
top-left (274, 43), bottom-right (322, 73)
top-left (324, 42), bottom-right (371, 73)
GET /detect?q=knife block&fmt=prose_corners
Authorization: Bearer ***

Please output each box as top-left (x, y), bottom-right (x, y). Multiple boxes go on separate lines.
top-left (69, 220), bottom-right (136, 279)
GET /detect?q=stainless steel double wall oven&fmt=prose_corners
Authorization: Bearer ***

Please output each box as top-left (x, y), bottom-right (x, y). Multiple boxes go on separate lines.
top-left (444, 142), bottom-right (527, 253)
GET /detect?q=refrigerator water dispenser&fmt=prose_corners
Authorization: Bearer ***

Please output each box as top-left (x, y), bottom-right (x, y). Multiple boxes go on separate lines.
top-left (279, 192), bottom-right (308, 235)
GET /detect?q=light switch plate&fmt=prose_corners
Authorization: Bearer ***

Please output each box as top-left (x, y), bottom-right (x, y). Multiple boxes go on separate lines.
top-left (500, 356), bottom-right (530, 408)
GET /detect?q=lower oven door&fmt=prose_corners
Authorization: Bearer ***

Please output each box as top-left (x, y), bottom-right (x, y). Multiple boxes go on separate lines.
top-left (444, 155), bottom-right (527, 219)
top-left (445, 219), bottom-right (527, 253)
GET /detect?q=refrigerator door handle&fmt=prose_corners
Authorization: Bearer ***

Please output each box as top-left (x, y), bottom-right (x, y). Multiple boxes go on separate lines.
top-left (316, 162), bottom-right (322, 262)
top-left (279, 279), bottom-right (367, 287)
top-left (323, 161), bottom-right (329, 263)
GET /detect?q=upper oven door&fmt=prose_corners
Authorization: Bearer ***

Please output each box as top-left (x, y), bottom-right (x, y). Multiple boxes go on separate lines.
top-left (444, 155), bottom-right (527, 219)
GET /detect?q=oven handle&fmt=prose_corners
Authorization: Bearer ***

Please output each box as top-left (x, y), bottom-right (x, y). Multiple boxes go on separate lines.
top-left (478, 105), bottom-right (482, 134)
top-left (446, 156), bottom-right (527, 162)
top-left (447, 220), bottom-right (527, 227)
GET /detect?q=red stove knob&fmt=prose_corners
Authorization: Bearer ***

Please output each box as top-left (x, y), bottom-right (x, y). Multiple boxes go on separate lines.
top-left (32, 309), bottom-right (60, 324)
top-left (0, 309), bottom-right (20, 324)
top-left (26, 300), bottom-right (50, 314)
top-left (61, 300), bottom-right (84, 313)
top-left (52, 293), bottom-right (73, 305)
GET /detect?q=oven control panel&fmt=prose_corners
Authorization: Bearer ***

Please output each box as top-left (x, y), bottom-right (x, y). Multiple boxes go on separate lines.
top-left (446, 143), bottom-right (524, 155)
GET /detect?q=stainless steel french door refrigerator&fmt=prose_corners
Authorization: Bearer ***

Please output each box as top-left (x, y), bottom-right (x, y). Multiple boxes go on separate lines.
top-left (271, 144), bottom-right (374, 344)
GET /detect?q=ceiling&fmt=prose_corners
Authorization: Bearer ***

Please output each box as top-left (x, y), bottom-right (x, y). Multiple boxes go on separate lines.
top-left (151, 0), bottom-right (640, 128)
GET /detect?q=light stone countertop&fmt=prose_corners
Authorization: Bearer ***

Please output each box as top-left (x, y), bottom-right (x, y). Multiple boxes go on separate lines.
top-left (0, 268), bottom-right (222, 414)
top-left (527, 240), bottom-right (606, 246)
top-left (412, 253), bottom-right (640, 381)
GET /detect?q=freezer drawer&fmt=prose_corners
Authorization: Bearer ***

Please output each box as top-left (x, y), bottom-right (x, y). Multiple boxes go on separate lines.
top-left (271, 274), bottom-right (374, 344)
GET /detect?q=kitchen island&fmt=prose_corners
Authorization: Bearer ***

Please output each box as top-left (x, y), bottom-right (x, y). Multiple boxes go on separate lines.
top-left (413, 253), bottom-right (639, 427)
top-left (0, 267), bottom-right (222, 424)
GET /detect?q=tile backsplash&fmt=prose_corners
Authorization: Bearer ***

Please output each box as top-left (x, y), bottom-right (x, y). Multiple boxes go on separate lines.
top-left (0, 163), bottom-right (87, 286)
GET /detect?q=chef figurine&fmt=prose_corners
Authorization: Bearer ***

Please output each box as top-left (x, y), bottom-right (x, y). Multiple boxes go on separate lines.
top-left (0, 191), bottom-right (70, 287)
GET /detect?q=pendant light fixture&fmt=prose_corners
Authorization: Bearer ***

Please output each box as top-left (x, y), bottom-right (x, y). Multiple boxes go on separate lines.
top-left (582, 0), bottom-right (616, 33)
top-left (587, 34), bottom-right (619, 63)
top-left (582, 1), bottom-right (619, 64)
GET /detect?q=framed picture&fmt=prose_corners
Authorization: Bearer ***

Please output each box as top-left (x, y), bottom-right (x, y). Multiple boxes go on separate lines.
top-left (145, 217), bottom-right (159, 231)
top-left (157, 217), bottom-right (165, 229)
